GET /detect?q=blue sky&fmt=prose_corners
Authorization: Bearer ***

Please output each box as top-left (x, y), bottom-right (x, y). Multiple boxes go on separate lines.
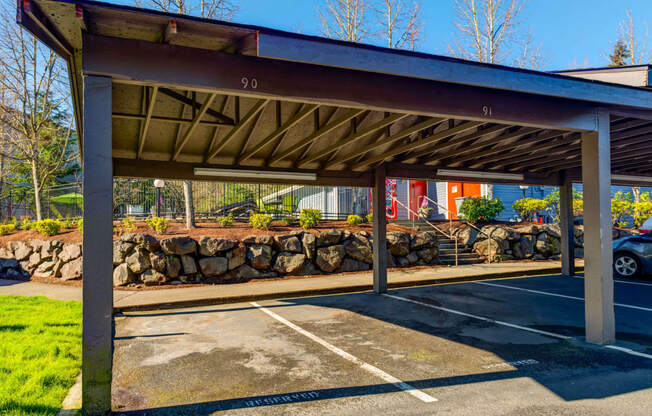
top-left (118, 0), bottom-right (652, 70)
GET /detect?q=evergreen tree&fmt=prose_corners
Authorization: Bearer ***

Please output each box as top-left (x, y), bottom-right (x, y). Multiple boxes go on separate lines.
top-left (609, 39), bottom-right (632, 67)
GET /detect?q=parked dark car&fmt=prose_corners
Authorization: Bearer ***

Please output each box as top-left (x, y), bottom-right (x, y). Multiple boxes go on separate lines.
top-left (613, 233), bottom-right (652, 279)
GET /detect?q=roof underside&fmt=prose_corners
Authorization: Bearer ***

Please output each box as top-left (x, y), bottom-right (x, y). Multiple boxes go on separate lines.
top-left (18, 0), bottom-right (652, 186)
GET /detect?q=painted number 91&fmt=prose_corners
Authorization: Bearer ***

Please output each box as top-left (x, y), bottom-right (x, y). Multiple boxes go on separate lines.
top-left (482, 106), bottom-right (492, 117)
top-left (241, 77), bottom-right (258, 89)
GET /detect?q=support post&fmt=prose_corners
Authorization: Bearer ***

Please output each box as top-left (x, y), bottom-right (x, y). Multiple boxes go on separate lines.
top-left (581, 109), bottom-right (615, 345)
top-left (82, 75), bottom-right (114, 415)
top-left (559, 174), bottom-right (575, 276)
top-left (372, 164), bottom-right (388, 294)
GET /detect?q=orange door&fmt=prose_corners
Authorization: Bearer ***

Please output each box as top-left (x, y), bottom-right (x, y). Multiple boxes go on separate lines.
top-left (447, 182), bottom-right (482, 219)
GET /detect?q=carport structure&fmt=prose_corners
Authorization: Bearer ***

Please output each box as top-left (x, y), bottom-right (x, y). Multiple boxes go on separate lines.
top-left (17, 0), bottom-right (652, 414)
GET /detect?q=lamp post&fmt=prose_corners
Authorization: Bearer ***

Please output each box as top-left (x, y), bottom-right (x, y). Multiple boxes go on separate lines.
top-left (154, 179), bottom-right (165, 217)
top-left (519, 185), bottom-right (529, 199)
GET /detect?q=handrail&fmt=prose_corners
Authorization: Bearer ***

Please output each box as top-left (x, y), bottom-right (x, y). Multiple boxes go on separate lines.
top-left (391, 197), bottom-right (458, 266)
top-left (417, 195), bottom-right (495, 264)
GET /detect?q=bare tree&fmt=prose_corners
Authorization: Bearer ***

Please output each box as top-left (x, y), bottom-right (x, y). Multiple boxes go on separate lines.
top-left (449, 0), bottom-right (543, 67)
top-left (319, 0), bottom-right (369, 42)
top-left (618, 10), bottom-right (650, 65)
top-left (137, 0), bottom-right (238, 20)
top-left (375, 0), bottom-right (423, 50)
top-left (0, 1), bottom-right (76, 221)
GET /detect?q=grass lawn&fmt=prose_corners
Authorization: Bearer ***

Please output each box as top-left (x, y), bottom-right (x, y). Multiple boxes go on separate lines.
top-left (0, 296), bottom-right (82, 415)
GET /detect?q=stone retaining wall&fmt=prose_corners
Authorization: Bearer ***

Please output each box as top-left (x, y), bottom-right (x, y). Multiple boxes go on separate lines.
top-left (0, 229), bottom-right (440, 287)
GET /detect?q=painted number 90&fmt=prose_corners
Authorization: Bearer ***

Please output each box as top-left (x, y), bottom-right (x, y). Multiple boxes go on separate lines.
top-left (241, 77), bottom-right (258, 89)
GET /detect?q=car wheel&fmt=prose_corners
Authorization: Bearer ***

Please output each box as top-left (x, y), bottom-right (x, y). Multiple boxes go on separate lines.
top-left (613, 253), bottom-right (641, 279)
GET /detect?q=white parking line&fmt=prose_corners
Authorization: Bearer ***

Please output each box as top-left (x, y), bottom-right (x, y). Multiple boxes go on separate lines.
top-left (381, 294), bottom-right (571, 340)
top-left (384, 294), bottom-right (652, 361)
top-left (474, 281), bottom-right (652, 312)
top-left (570, 275), bottom-right (652, 287)
top-left (250, 301), bottom-right (438, 404)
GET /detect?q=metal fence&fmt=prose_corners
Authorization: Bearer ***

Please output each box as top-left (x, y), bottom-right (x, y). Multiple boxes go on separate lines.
top-left (1, 179), bottom-right (371, 221)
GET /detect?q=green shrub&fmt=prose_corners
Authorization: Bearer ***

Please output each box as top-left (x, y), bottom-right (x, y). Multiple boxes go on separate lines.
top-left (633, 201), bottom-right (652, 228)
top-left (366, 213), bottom-right (373, 223)
top-left (611, 199), bottom-right (633, 226)
top-left (21, 217), bottom-right (33, 230)
top-left (145, 216), bottom-right (169, 234)
top-left (512, 198), bottom-right (549, 222)
top-left (459, 197), bottom-right (504, 224)
top-left (122, 216), bottom-right (137, 233)
top-left (33, 219), bottom-right (62, 237)
top-left (347, 214), bottom-right (363, 226)
top-left (77, 219), bottom-right (83, 234)
top-left (299, 208), bottom-right (322, 229)
top-left (9, 217), bottom-right (19, 228)
top-left (217, 214), bottom-right (234, 227)
top-left (0, 224), bottom-right (16, 236)
top-left (249, 213), bottom-right (273, 230)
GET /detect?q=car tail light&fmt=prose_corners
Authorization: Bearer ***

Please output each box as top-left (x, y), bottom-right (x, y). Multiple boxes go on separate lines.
top-left (641, 229), bottom-right (651, 234)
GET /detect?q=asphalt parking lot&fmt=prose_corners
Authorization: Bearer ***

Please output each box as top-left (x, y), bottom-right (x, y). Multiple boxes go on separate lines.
top-left (112, 275), bottom-right (652, 415)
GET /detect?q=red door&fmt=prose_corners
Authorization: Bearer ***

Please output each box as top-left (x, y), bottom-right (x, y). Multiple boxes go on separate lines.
top-left (409, 180), bottom-right (427, 220)
top-left (447, 182), bottom-right (482, 219)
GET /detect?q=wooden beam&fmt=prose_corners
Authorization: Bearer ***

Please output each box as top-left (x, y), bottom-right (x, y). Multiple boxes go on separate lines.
top-left (297, 113), bottom-right (409, 168)
top-left (325, 117), bottom-right (447, 169)
top-left (83, 34), bottom-right (602, 131)
top-left (475, 134), bottom-right (576, 169)
top-left (203, 95), bottom-right (232, 158)
top-left (400, 124), bottom-right (507, 163)
top-left (237, 104), bottom-right (319, 164)
top-left (112, 112), bottom-right (232, 126)
top-left (206, 99), bottom-right (269, 161)
top-left (172, 93), bottom-right (217, 161)
top-left (159, 87), bottom-right (234, 125)
top-left (503, 142), bottom-right (581, 171)
top-left (233, 109), bottom-right (266, 163)
top-left (268, 108), bottom-right (365, 165)
top-left (137, 86), bottom-right (158, 159)
top-left (350, 121), bottom-right (484, 170)
top-left (163, 20), bottom-right (177, 43)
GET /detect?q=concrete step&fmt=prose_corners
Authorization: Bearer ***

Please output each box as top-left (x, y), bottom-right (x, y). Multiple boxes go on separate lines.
top-left (439, 248), bottom-right (473, 255)
top-left (439, 258), bottom-right (487, 265)
top-left (439, 253), bottom-right (484, 261)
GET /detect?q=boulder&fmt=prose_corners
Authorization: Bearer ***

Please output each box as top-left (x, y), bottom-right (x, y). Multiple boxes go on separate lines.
top-left (242, 235), bottom-right (274, 246)
top-left (273, 235), bottom-right (303, 253)
top-left (405, 252), bottom-right (419, 265)
top-left (149, 251), bottom-right (167, 273)
top-left (542, 224), bottom-right (561, 239)
top-left (28, 252), bottom-right (43, 269)
top-left (302, 232), bottom-right (317, 259)
top-left (5, 268), bottom-right (26, 280)
top-left (198, 257), bottom-right (228, 277)
top-left (344, 234), bottom-right (373, 264)
top-left (0, 247), bottom-right (14, 259)
top-left (341, 258), bottom-right (370, 272)
top-left (59, 243), bottom-right (82, 263)
top-left (126, 248), bottom-right (151, 274)
top-left (227, 245), bottom-right (247, 270)
top-left (396, 256), bottom-right (410, 267)
top-left (519, 235), bottom-right (535, 258)
top-left (141, 269), bottom-right (167, 285)
top-left (410, 231), bottom-right (438, 250)
top-left (113, 241), bottom-right (135, 266)
top-left (13, 242), bottom-right (32, 261)
top-left (480, 225), bottom-right (520, 242)
top-left (6, 241), bottom-right (21, 254)
top-left (180, 255), bottom-right (198, 275)
top-left (387, 249), bottom-right (397, 268)
top-left (317, 229), bottom-right (342, 247)
top-left (122, 233), bottom-right (160, 252)
top-left (60, 258), bottom-right (83, 280)
top-left (247, 245), bottom-right (272, 270)
top-left (315, 245), bottom-right (345, 272)
top-left (532, 253), bottom-right (547, 261)
top-left (160, 236), bottom-right (196, 255)
top-left (199, 236), bottom-right (237, 256)
top-left (226, 264), bottom-right (263, 280)
top-left (535, 233), bottom-right (559, 257)
top-left (113, 263), bottom-right (136, 286)
top-left (0, 258), bottom-right (18, 271)
top-left (273, 252), bottom-right (306, 275)
top-left (473, 239), bottom-right (502, 256)
top-left (417, 247), bottom-right (438, 263)
top-left (34, 260), bottom-right (57, 278)
top-left (166, 256), bottom-right (182, 278)
top-left (515, 224), bottom-right (539, 235)
top-left (39, 240), bottom-right (57, 260)
top-left (574, 247), bottom-right (584, 258)
top-left (386, 232), bottom-right (410, 256)
top-left (297, 261), bottom-right (321, 276)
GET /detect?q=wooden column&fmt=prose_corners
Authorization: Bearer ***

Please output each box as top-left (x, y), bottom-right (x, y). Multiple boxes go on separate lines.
top-left (372, 164), bottom-right (388, 294)
top-left (82, 75), bottom-right (114, 415)
top-left (559, 174), bottom-right (575, 276)
top-left (581, 109), bottom-right (615, 345)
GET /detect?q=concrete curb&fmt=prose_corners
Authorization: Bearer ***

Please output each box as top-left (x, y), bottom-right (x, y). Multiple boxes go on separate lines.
top-left (115, 266), bottom-right (584, 312)
top-left (58, 372), bottom-right (82, 416)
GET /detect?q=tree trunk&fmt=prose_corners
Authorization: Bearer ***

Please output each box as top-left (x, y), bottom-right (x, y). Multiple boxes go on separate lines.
top-left (0, 152), bottom-right (4, 221)
top-left (31, 160), bottom-right (43, 220)
top-left (183, 180), bottom-right (195, 229)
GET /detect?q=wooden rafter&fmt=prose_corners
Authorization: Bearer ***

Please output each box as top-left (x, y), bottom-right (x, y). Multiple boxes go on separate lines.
top-left (205, 99), bottom-right (269, 162)
top-left (172, 92), bottom-right (217, 161)
top-left (137, 85), bottom-right (157, 159)
top-left (159, 88), bottom-right (234, 125)
top-left (203, 95), bottom-right (232, 161)
top-left (237, 103), bottom-right (319, 164)
top-left (472, 133), bottom-right (573, 169)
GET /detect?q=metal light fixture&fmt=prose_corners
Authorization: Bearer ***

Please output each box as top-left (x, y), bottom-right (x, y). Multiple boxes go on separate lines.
top-left (153, 179), bottom-right (165, 217)
top-left (436, 169), bottom-right (524, 182)
top-left (194, 167), bottom-right (317, 181)
top-left (611, 174), bottom-right (652, 184)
